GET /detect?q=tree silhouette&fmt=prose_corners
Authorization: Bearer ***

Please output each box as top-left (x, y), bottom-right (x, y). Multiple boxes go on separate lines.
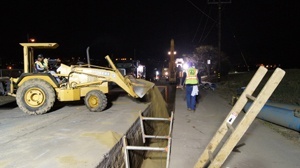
top-left (183, 45), bottom-right (230, 77)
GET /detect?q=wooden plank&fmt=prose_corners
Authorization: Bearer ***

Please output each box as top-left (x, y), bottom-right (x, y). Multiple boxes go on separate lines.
top-left (209, 68), bottom-right (285, 167)
top-left (194, 66), bottom-right (268, 168)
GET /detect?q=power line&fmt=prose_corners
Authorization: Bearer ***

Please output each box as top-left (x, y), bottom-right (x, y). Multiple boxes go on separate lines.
top-left (224, 16), bottom-right (250, 71)
top-left (185, 0), bottom-right (217, 23)
top-left (198, 7), bottom-right (213, 44)
top-left (192, 13), bottom-right (204, 43)
top-left (199, 21), bottom-right (217, 44)
top-left (192, 5), bottom-right (209, 43)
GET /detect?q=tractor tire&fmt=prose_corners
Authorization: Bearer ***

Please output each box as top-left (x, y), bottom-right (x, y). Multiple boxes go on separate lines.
top-left (16, 79), bottom-right (56, 115)
top-left (84, 90), bottom-right (107, 112)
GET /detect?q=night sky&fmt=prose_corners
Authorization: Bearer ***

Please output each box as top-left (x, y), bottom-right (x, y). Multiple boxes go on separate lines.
top-left (1, 0), bottom-right (299, 69)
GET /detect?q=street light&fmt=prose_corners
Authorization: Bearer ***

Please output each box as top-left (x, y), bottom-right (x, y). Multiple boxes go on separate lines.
top-left (207, 59), bottom-right (211, 77)
top-left (29, 38), bottom-right (35, 42)
top-left (168, 51), bottom-right (177, 55)
top-left (168, 39), bottom-right (177, 83)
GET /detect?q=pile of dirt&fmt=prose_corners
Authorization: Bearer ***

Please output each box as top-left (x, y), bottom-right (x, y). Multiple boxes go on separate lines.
top-left (147, 86), bottom-right (169, 118)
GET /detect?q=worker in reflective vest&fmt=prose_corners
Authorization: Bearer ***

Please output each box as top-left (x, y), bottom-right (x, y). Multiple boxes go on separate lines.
top-left (182, 64), bottom-right (201, 112)
top-left (35, 54), bottom-right (48, 73)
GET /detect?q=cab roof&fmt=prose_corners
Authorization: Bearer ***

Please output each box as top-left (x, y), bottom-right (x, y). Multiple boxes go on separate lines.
top-left (19, 43), bottom-right (59, 49)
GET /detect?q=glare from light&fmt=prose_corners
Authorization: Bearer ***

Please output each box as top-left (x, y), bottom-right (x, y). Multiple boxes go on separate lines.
top-left (156, 71), bottom-right (159, 75)
top-left (137, 65), bottom-right (143, 72)
top-left (175, 58), bottom-right (184, 67)
top-left (165, 72), bottom-right (168, 75)
top-left (168, 51), bottom-right (176, 55)
top-left (183, 63), bottom-right (189, 70)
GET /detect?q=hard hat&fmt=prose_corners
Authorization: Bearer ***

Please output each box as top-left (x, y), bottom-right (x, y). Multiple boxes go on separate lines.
top-left (37, 54), bottom-right (44, 58)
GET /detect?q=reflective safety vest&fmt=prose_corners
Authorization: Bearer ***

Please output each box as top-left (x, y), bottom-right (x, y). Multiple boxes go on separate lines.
top-left (185, 67), bottom-right (198, 84)
top-left (35, 61), bottom-right (46, 72)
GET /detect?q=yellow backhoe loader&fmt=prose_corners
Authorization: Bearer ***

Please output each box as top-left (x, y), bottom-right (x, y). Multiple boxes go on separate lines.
top-left (8, 43), bottom-right (154, 115)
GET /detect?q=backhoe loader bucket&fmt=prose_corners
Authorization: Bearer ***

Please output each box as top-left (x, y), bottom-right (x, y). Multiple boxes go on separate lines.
top-left (129, 78), bottom-right (155, 98)
top-left (104, 55), bottom-right (154, 98)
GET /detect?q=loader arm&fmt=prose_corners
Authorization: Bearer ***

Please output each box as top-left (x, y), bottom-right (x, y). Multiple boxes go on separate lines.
top-left (105, 55), bottom-right (154, 98)
top-left (105, 55), bottom-right (126, 82)
top-left (67, 55), bottom-right (154, 98)
top-left (70, 68), bottom-right (138, 97)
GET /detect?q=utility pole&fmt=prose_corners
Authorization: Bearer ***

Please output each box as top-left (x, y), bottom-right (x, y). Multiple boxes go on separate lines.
top-left (208, 0), bottom-right (231, 80)
top-left (168, 39), bottom-right (176, 83)
top-left (218, 1), bottom-right (221, 79)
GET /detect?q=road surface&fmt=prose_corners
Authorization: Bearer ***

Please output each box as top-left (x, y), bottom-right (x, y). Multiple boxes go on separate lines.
top-left (0, 92), bottom-right (149, 168)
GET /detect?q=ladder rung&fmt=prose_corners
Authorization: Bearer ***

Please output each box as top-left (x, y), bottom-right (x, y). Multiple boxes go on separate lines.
top-left (141, 116), bottom-right (170, 121)
top-left (226, 123), bottom-right (235, 132)
top-left (144, 135), bottom-right (169, 139)
top-left (246, 94), bottom-right (256, 101)
top-left (126, 145), bottom-right (167, 152)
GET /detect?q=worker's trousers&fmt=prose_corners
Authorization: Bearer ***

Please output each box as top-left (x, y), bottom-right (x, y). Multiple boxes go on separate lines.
top-left (185, 85), bottom-right (197, 110)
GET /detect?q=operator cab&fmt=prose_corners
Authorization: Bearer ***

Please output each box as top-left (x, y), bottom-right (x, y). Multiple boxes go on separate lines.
top-left (19, 43), bottom-right (59, 73)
